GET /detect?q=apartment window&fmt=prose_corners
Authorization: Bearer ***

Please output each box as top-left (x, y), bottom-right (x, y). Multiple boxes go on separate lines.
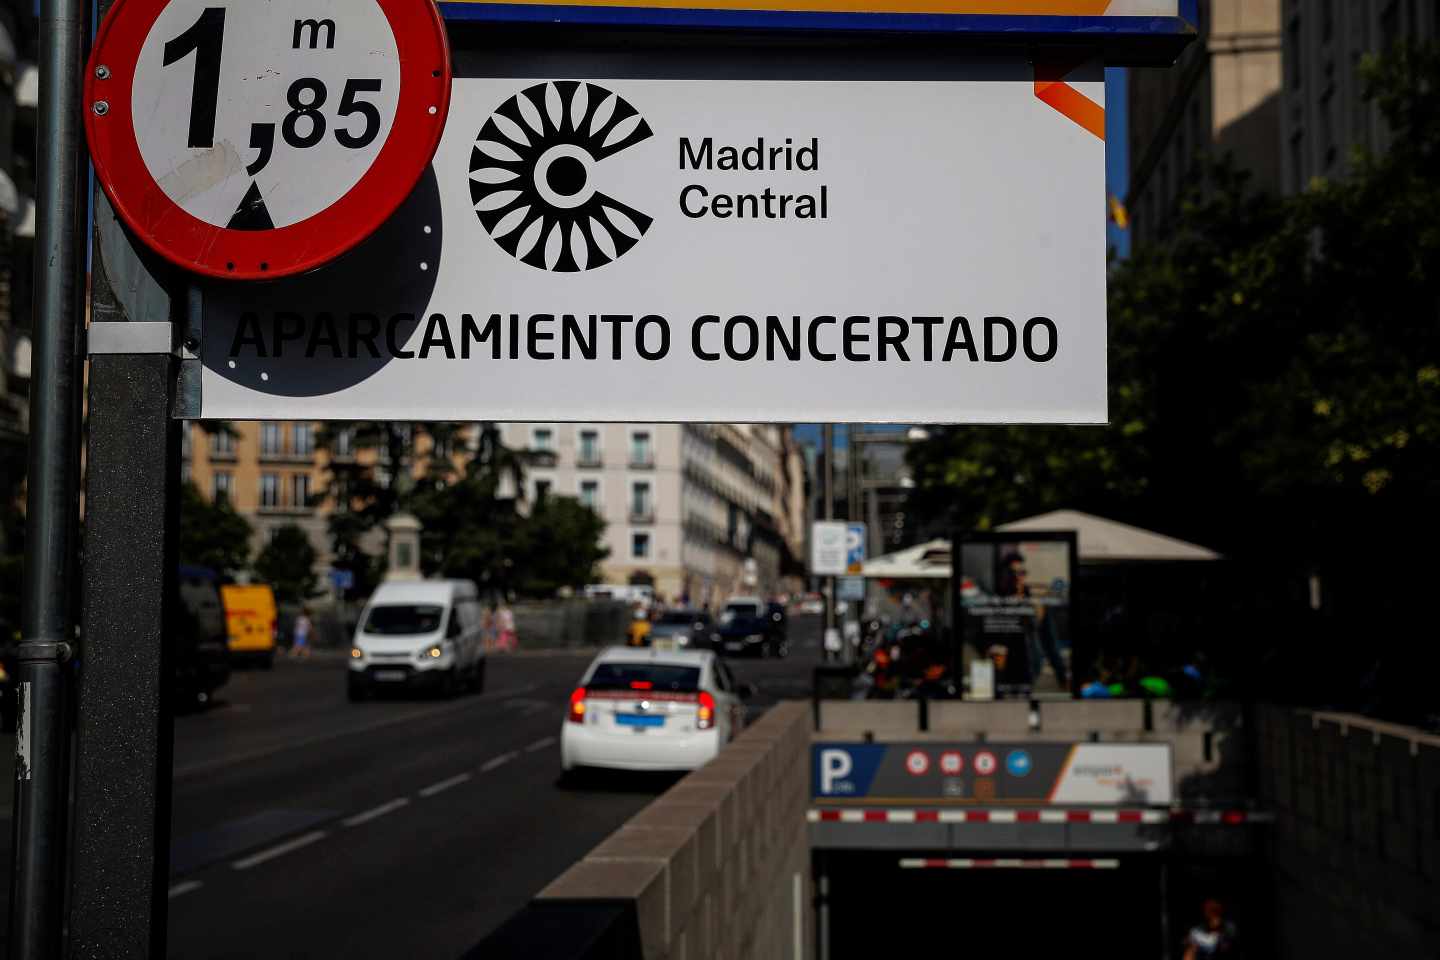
top-left (630, 431), bottom-right (652, 467)
top-left (210, 429), bottom-right (236, 457)
top-left (260, 422), bottom-right (284, 456)
top-left (631, 481), bottom-right (652, 520)
top-left (578, 429), bottom-right (601, 466)
top-left (1290, 132), bottom-right (1306, 190)
top-left (292, 474), bottom-right (311, 509)
top-left (432, 432), bottom-right (452, 458)
top-left (334, 427), bottom-right (353, 458)
top-left (293, 423), bottom-right (314, 456)
top-left (532, 427), bottom-right (554, 451)
top-left (579, 480), bottom-right (599, 510)
top-left (535, 478), bottom-right (552, 500)
top-left (212, 471), bottom-right (233, 504)
top-left (260, 473), bottom-right (280, 508)
top-left (632, 532), bottom-right (651, 559)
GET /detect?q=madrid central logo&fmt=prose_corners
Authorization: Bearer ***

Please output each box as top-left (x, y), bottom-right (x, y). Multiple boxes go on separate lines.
top-left (469, 82), bottom-right (654, 272)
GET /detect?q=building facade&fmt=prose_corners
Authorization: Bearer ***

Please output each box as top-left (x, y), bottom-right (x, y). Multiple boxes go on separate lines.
top-left (1127, 0), bottom-right (1283, 247)
top-left (498, 422), bottom-right (806, 606)
top-left (1279, 0), bottom-right (1437, 195)
top-left (183, 421), bottom-right (336, 567)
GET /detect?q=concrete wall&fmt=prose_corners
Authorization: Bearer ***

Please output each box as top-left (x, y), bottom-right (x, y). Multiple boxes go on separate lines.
top-left (1258, 707), bottom-right (1440, 959)
top-left (534, 701), bottom-right (812, 960)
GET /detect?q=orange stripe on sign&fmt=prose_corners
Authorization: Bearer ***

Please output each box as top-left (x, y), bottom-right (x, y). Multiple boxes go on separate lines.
top-left (1034, 60), bottom-right (1105, 141)
top-left (450, 0), bottom-right (1115, 11)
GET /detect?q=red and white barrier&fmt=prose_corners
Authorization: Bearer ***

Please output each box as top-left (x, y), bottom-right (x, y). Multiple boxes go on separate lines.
top-left (899, 857), bottom-right (1120, 870)
top-left (808, 808), bottom-right (1274, 825)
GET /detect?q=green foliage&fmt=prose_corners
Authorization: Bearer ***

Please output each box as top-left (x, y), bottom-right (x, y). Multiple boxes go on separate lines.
top-left (178, 481), bottom-right (253, 575)
top-left (253, 524), bottom-right (320, 605)
top-left (408, 443), bottom-right (607, 599)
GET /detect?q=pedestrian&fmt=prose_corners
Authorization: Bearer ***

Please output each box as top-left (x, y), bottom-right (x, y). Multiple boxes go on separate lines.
top-left (290, 607), bottom-right (313, 659)
top-left (481, 603), bottom-right (496, 652)
top-left (1182, 898), bottom-right (1240, 959)
top-left (496, 602), bottom-right (516, 653)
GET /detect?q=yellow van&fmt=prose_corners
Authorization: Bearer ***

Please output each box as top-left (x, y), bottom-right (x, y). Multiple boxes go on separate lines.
top-left (220, 584), bottom-right (279, 668)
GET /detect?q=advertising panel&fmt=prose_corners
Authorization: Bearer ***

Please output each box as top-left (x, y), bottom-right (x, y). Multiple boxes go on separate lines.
top-left (955, 531), bottom-right (1078, 697)
top-left (812, 741), bottom-right (1173, 805)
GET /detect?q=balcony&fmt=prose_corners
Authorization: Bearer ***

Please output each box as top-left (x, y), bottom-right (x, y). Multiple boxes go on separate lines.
top-left (577, 451), bottom-right (604, 469)
top-left (628, 453), bottom-right (655, 469)
top-left (259, 446), bottom-right (317, 464)
top-left (629, 508), bottom-right (655, 525)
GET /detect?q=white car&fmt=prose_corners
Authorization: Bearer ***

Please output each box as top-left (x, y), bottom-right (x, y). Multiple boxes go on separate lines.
top-left (561, 647), bottom-right (749, 773)
top-left (348, 579), bottom-right (486, 699)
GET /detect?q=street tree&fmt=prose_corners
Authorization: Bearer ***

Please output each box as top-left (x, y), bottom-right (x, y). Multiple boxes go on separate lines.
top-left (253, 523), bottom-right (321, 605)
top-left (178, 480), bottom-right (253, 576)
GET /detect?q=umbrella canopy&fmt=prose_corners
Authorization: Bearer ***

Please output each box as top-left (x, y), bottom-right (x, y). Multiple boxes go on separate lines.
top-left (995, 509), bottom-right (1220, 563)
top-left (860, 538), bottom-right (952, 579)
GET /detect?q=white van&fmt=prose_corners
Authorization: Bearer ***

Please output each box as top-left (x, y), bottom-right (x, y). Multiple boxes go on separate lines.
top-left (348, 580), bottom-right (486, 700)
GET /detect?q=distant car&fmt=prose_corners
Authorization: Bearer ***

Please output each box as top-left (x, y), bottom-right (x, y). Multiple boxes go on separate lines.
top-left (348, 579), bottom-right (486, 700)
top-left (645, 609), bottom-right (714, 650)
top-left (561, 647), bottom-right (750, 774)
top-left (798, 594), bottom-right (825, 616)
top-left (713, 597), bottom-right (788, 658)
top-left (175, 566), bottom-right (232, 707)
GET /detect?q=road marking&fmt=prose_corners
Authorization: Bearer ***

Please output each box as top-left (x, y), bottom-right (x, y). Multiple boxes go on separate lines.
top-left (342, 797), bottom-right (410, 828)
top-left (168, 880), bottom-right (203, 899)
top-left (480, 751), bottom-right (519, 773)
top-left (175, 683), bottom-right (540, 780)
top-left (524, 736), bottom-right (557, 753)
top-left (419, 773), bottom-right (473, 797)
top-left (231, 830), bottom-right (328, 870)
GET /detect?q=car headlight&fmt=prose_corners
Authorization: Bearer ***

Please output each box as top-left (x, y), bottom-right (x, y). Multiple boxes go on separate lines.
top-left (677, 635), bottom-right (689, 646)
top-left (350, 647), bottom-right (363, 659)
top-left (423, 644), bottom-right (443, 659)
top-left (747, 634), bottom-right (765, 643)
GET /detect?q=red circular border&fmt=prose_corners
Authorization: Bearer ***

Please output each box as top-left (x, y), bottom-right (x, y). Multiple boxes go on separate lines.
top-left (84, 0), bottom-right (451, 280)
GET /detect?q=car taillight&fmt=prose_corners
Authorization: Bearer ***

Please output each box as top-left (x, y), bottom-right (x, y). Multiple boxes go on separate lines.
top-left (568, 687), bottom-right (587, 724)
top-left (697, 691), bottom-right (716, 730)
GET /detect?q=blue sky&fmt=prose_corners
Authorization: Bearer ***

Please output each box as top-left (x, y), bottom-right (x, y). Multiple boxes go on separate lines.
top-left (1105, 67), bottom-right (1131, 259)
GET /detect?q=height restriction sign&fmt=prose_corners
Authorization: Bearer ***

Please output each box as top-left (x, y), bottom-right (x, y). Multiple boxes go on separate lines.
top-left (84, 0), bottom-right (451, 279)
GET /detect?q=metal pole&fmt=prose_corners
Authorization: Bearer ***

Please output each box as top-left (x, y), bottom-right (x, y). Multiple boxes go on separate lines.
top-left (821, 423), bottom-right (835, 661)
top-left (8, 0), bottom-right (90, 953)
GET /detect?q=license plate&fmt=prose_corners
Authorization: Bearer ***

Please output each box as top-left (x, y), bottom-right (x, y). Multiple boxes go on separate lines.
top-left (616, 713), bottom-right (664, 728)
top-left (374, 670), bottom-right (407, 682)
top-left (725, 642), bottom-right (743, 652)
top-left (651, 638), bottom-right (677, 651)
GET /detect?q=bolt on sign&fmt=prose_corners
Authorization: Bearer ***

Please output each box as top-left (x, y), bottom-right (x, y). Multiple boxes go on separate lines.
top-left (84, 1), bottom-right (1194, 425)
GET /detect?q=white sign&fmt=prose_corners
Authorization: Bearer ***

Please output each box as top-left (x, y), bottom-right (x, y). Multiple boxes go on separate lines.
top-left (198, 63), bottom-right (1106, 421)
top-left (811, 521), bottom-right (849, 575)
top-left (1050, 744), bottom-right (1173, 805)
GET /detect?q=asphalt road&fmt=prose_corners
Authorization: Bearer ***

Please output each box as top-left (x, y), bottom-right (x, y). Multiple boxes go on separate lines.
top-left (0, 615), bottom-right (818, 959)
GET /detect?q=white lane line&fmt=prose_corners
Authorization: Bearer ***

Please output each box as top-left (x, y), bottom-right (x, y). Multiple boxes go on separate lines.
top-left (168, 880), bottom-right (203, 899)
top-left (342, 797), bottom-right (410, 828)
top-left (175, 683), bottom-right (541, 780)
top-left (480, 751), bottom-right (519, 773)
top-left (524, 735), bottom-right (557, 753)
top-left (419, 772), bottom-right (472, 797)
top-left (231, 830), bottom-right (328, 871)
